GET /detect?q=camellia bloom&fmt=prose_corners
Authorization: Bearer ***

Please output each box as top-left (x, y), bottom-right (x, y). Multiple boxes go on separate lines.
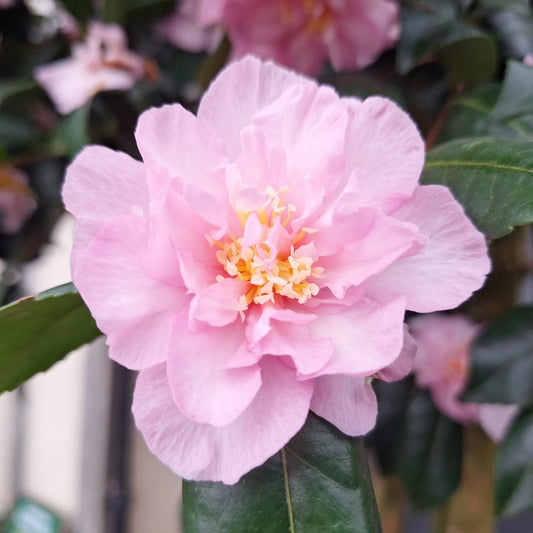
top-left (34, 21), bottom-right (147, 114)
top-left (0, 165), bottom-right (36, 234)
top-left (63, 56), bottom-right (490, 483)
top-left (193, 0), bottom-right (400, 76)
top-left (410, 313), bottom-right (518, 442)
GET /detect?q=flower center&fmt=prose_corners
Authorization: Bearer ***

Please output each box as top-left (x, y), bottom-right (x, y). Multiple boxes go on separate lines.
top-left (209, 187), bottom-right (322, 311)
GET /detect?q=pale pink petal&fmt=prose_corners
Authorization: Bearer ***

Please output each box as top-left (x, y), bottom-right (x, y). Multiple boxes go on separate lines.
top-left (367, 185), bottom-right (490, 312)
top-left (377, 325), bottom-right (416, 382)
top-left (343, 97), bottom-right (425, 214)
top-left (315, 208), bottom-right (424, 298)
top-left (311, 375), bottom-right (378, 436)
top-left (250, 81), bottom-right (347, 192)
top-left (73, 216), bottom-right (187, 368)
top-left (167, 320), bottom-right (262, 427)
top-left (132, 358), bottom-right (313, 484)
top-left (198, 56), bottom-right (309, 159)
top-left (63, 146), bottom-right (147, 270)
top-left (245, 306), bottom-right (333, 376)
top-left (478, 404), bottom-right (519, 443)
top-left (135, 104), bottom-right (228, 197)
top-left (152, 186), bottom-right (222, 292)
top-left (34, 58), bottom-right (98, 114)
top-left (191, 278), bottom-right (248, 326)
top-left (308, 296), bottom-right (406, 376)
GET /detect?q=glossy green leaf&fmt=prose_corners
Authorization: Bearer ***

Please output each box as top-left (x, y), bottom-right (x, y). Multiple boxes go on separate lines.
top-left (495, 408), bottom-right (533, 516)
top-left (183, 413), bottom-right (381, 533)
top-left (0, 282), bottom-right (101, 393)
top-left (397, 389), bottom-right (463, 508)
top-left (491, 60), bottom-right (533, 122)
top-left (421, 138), bottom-right (533, 239)
top-left (463, 307), bottom-right (533, 404)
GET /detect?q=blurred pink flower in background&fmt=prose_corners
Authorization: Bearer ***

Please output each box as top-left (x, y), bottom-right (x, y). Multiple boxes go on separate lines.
top-left (410, 313), bottom-right (518, 442)
top-left (160, 0), bottom-right (399, 76)
top-left (33, 21), bottom-right (147, 114)
top-left (63, 56), bottom-right (490, 483)
top-left (157, 0), bottom-right (223, 53)
top-left (0, 165), bottom-right (36, 234)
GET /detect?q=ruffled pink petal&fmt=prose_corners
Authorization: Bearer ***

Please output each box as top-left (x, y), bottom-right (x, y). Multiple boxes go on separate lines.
top-left (63, 146), bottom-right (147, 270)
top-left (191, 278), bottom-right (248, 326)
top-left (308, 296), bottom-right (406, 376)
top-left (73, 215), bottom-right (186, 368)
top-left (198, 56), bottom-right (308, 159)
top-left (245, 306), bottom-right (333, 376)
top-left (152, 185), bottom-right (222, 292)
top-left (343, 96), bottom-right (425, 214)
top-left (135, 104), bottom-right (228, 197)
top-left (132, 358), bottom-right (313, 484)
top-left (311, 375), bottom-right (378, 436)
top-left (367, 185), bottom-right (490, 312)
top-left (250, 81), bottom-right (347, 193)
top-left (315, 208), bottom-right (423, 298)
top-left (166, 319), bottom-right (262, 427)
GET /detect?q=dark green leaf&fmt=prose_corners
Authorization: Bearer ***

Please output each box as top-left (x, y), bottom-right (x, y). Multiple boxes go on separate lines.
top-left (463, 307), bottom-right (533, 405)
top-left (370, 379), bottom-right (413, 475)
top-left (0, 76), bottom-right (37, 107)
top-left (422, 138), bottom-right (533, 239)
top-left (55, 104), bottom-right (90, 158)
top-left (183, 413), bottom-right (381, 533)
top-left (0, 282), bottom-right (101, 393)
top-left (491, 61), bottom-right (533, 122)
top-left (495, 407), bottom-right (533, 516)
top-left (61, 0), bottom-right (93, 23)
top-left (438, 84), bottom-right (533, 142)
top-left (437, 31), bottom-right (497, 84)
top-left (397, 389), bottom-right (463, 508)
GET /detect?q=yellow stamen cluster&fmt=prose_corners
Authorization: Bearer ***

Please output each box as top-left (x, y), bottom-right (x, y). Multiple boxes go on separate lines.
top-left (209, 186), bottom-right (323, 312)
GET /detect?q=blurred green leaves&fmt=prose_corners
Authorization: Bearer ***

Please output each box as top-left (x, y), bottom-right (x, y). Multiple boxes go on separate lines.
top-left (464, 307), bottom-right (533, 405)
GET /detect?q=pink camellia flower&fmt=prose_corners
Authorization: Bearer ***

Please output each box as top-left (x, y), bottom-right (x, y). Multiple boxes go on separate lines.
top-left (63, 56), bottom-right (490, 483)
top-left (0, 165), bottom-right (36, 234)
top-left (33, 21), bottom-right (147, 115)
top-left (196, 0), bottom-right (400, 76)
top-left (410, 313), bottom-right (518, 442)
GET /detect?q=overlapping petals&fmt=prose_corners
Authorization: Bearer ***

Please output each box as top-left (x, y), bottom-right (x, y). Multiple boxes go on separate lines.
top-left (64, 56), bottom-right (490, 483)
